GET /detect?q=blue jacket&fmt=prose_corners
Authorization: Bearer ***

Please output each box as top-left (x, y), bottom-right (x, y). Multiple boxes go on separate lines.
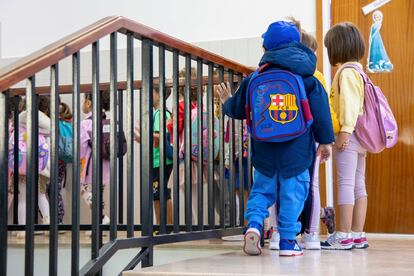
top-left (223, 41), bottom-right (334, 178)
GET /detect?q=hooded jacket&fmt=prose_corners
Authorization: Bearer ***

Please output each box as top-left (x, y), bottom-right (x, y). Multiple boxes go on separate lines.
top-left (223, 41), bottom-right (335, 178)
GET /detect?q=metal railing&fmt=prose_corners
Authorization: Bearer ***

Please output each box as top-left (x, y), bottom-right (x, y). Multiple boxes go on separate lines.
top-left (0, 16), bottom-right (254, 275)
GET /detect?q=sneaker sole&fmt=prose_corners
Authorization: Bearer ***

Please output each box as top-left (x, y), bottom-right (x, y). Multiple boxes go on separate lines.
top-left (243, 231), bottom-right (262, 256)
top-left (279, 250), bottom-right (304, 257)
top-left (321, 244), bottom-right (353, 250)
top-left (354, 243), bottom-right (369, 249)
top-left (304, 241), bottom-right (321, 250)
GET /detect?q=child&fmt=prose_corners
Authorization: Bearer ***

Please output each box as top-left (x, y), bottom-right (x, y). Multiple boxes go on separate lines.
top-left (266, 21), bottom-right (341, 251)
top-left (217, 21), bottom-right (334, 256)
top-left (321, 22), bottom-right (369, 250)
top-left (80, 91), bottom-right (111, 231)
top-left (9, 96), bottom-right (52, 238)
top-left (134, 87), bottom-right (174, 227)
top-left (166, 67), bottom-right (220, 225)
top-left (56, 101), bottom-right (72, 224)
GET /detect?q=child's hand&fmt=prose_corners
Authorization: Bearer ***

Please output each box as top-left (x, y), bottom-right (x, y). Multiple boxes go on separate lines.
top-left (217, 82), bottom-right (232, 104)
top-left (134, 126), bottom-right (140, 143)
top-left (335, 132), bottom-right (350, 151)
top-left (317, 144), bottom-right (331, 163)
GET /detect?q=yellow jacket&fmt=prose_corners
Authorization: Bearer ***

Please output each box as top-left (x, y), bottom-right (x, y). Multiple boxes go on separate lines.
top-left (331, 62), bottom-right (364, 134)
top-left (313, 70), bottom-right (341, 134)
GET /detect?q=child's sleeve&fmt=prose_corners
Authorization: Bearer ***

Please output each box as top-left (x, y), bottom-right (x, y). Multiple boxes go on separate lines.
top-left (303, 76), bottom-right (335, 145)
top-left (338, 69), bottom-right (364, 134)
top-left (222, 76), bottom-right (250, 120)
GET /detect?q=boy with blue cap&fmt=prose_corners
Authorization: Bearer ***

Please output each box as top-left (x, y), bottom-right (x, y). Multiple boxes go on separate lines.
top-left (217, 21), bottom-right (334, 256)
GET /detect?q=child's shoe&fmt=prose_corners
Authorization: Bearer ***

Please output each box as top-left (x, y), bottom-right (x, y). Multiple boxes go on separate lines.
top-left (320, 207), bottom-right (335, 234)
top-left (279, 239), bottom-right (303, 256)
top-left (269, 230), bottom-right (280, 250)
top-left (243, 222), bottom-right (262, 256)
top-left (301, 232), bottom-right (321, 250)
top-left (352, 232), bottom-right (369, 249)
top-left (320, 232), bottom-right (353, 250)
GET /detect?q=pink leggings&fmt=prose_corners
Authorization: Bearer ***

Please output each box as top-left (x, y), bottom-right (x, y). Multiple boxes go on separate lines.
top-left (336, 134), bottom-right (368, 205)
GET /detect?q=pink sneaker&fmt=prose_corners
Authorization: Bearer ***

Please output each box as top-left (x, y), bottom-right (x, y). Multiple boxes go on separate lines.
top-left (321, 232), bottom-right (353, 250)
top-left (353, 232), bottom-right (369, 249)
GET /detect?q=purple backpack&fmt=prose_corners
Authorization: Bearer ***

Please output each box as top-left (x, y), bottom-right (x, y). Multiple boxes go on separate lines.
top-left (339, 65), bottom-right (398, 153)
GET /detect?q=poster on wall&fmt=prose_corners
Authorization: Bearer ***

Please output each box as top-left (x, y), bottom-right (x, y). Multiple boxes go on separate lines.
top-left (367, 10), bottom-right (394, 73)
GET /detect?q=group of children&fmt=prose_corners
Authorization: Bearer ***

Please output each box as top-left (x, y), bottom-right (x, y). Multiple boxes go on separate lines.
top-left (7, 90), bottom-right (115, 238)
top-left (7, 18), bottom-right (375, 259)
top-left (217, 19), bottom-right (373, 256)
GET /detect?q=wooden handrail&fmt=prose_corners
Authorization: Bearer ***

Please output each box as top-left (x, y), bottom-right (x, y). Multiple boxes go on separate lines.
top-left (8, 76), bottom-right (237, 96)
top-left (0, 16), bottom-right (253, 92)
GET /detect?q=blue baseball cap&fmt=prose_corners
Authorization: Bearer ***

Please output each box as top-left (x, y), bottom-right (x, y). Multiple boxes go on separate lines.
top-left (262, 21), bottom-right (300, 50)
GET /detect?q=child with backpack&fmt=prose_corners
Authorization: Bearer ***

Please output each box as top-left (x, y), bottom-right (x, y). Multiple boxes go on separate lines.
top-left (80, 90), bottom-right (111, 229)
top-left (8, 95), bottom-right (52, 238)
top-left (167, 67), bottom-right (220, 225)
top-left (321, 22), bottom-right (397, 250)
top-left (55, 101), bottom-right (73, 224)
top-left (217, 21), bottom-right (334, 256)
top-left (134, 87), bottom-right (174, 228)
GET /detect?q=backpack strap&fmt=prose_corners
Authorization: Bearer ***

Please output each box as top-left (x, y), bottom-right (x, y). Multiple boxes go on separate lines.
top-left (337, 64), bottom-right (369, 94)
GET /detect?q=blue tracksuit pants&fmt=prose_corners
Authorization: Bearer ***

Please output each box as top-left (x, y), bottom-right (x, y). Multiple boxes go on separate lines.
top-left (245, 168), bottom-right (310, 240)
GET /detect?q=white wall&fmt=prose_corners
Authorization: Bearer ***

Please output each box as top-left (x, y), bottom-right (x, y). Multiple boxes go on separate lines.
top-left (0, 0), bottom-right (315, 58)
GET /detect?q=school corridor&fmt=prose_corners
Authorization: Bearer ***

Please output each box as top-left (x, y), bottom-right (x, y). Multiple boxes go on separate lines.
top-left (0, 0), bottom-right (413, 275)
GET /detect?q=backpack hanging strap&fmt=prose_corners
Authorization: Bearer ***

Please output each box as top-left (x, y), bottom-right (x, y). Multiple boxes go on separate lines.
top-left (337, 64), bottom-right (370, 94)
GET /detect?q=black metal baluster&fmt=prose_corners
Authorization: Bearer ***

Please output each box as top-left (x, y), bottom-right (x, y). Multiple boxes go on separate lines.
top-left (126, 33), bottom-right (135, 238)
top-left (218, 67), bottom-right (225, 228)
top-left (196, 60), bottom-right (203, 230)
top-left (247, 134), bottom-right (252, 191)
top-left (141, 38), bottom-right (154, 267)
top-left (158, 45), bottom-right (167, 235)
top-left (172, 50), bottom-right (180, 233)
top-left (207, 63), bottom-right (214, 229)
top-left (228, 71), bottom-right (236, 227)
top-left (49, 64), bottom-right (59, 275)
top-left (117, 89), bottom-right (124, 225)
top-left (184, 54), bottom-right (192, 231)
top-left (71, 52), bottom-right (81, 276)
top-left (13, 96), bottom-right (19, 225)
top-left (0, 90), bottom-right (9, 276)
top-left (91, 41), bottom-right (101, 262)
top-left (25, 76), bottom-right (37, 276)
top-left (110, 32), bottom-right (118, 241)
top-left (236, 74), bottom-right (245, 226)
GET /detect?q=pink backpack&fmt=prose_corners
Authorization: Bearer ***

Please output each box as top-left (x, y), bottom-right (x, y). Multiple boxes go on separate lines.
top-left (339, 64), bottom-right (398, 153)
top-left (8, 126), bottom-right (51, 177)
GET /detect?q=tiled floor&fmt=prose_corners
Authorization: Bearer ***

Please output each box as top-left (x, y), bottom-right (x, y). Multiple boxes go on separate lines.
top-left (124, 234), bottom-right (414, 276)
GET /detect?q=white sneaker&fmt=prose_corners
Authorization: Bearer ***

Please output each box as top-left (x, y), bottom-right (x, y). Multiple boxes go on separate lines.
top-left (321, 232), bottom-right (354, 250)
top-left (102, 215), bottom-right (110, 225)
top-left (243, 227), bottom-right (262, 256)
top-left (269, 231), bottom-right (280, 250)
top-left (86, 216), bottom-right (110, 237)
top-left (301, 232), bottom-right (321, 250)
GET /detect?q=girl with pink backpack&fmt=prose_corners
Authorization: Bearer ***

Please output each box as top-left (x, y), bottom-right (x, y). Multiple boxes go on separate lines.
top-left (321, 22), bottom-right (397, 250)
top-left (8, 96), bottom-right (52, 238)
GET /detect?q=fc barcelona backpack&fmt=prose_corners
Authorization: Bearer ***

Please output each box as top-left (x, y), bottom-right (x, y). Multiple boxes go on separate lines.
top-left (246, 64), bottom-right (313, 142)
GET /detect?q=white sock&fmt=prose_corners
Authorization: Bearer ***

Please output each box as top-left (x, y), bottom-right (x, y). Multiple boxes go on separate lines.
top-left (38, 192), bottom-right (50, 219)
top-left (18, 182), bottom-right (26, 225)
top-left (352, 232), bottom-right (363, 238)
top-left (336, 231), bottom-right (349, 239)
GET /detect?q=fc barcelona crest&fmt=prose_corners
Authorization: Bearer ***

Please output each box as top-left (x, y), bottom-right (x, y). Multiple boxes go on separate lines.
top-left (268, 94), bottom-right (298, 124)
